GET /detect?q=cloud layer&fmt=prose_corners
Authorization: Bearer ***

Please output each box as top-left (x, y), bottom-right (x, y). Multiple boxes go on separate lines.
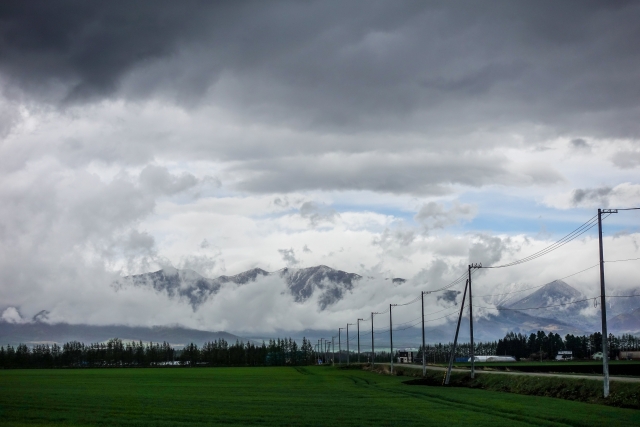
top-left (1, 1), bottom-right (639, 334)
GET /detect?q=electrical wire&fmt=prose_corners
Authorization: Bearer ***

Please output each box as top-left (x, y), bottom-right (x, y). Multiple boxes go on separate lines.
top-left (606, 257), bottom-right (640, 263)
top-left (391, 295), bottom-right (421, 307)
top-left (424, 307), bottom-right (466, 323)
top-left (606, 295), bottom-right (640, 299)
top-left (475, 298), bottom-right (596, 311)
top-left (422, 271), bottom-right (469, 294)
top-left (482, 214), bottom-right (603, 269)
top-left (392, 316), bottom-right (422, 328)
top-left (372, 306), bottom-right (464, 335)
top-left (474, 263), bottom-right (600, 298)
top-left (424, 303), bottom-right (460, 317)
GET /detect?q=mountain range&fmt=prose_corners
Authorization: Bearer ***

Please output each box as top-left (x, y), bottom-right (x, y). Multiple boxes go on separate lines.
top-left (3, 265), bottom-right (640, 346)
top-left (115, 265), bottom-right (361, 310)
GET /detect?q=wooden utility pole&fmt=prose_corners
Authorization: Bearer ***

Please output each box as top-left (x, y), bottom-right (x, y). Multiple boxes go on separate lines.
top-left (468, 265), bottom-right (475, 379)
top-left (598, 208), bottom-right (615, 398)
top-left (446, 280), bottom-right (469, 385)
top-left (421, 291), bottom-right (427, 377)
top-left (357, 318), bottom-right (363, 363)
top-left (389, 304), bottom-right (394, 374)
top-left (371, 312), bottom-right (375, 367)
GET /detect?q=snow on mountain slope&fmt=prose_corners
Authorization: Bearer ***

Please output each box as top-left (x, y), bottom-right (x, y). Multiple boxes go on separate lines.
top-left (116, 265), bottom-right (360, 310)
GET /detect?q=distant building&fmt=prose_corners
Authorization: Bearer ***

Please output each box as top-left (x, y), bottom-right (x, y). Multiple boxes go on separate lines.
top-left (469, 355), bottom-right (516, 362)
top-left (556, 350), bottom-right (572, 361)
top-left (619, 351), bottom-right (640, 360)
top-left (397, 349), bottom-right (417, 363)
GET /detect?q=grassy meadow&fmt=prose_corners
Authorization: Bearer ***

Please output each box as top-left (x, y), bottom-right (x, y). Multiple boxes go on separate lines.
top-left (1, 366), bottom-right (639, 426)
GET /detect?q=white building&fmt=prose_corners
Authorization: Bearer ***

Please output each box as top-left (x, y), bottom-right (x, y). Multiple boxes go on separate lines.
top-left (469, 355), bottom-right (516, 362)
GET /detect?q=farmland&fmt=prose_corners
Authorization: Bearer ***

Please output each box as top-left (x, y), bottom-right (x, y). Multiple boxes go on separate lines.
top-left (1, 366), bottom-right (640, 426)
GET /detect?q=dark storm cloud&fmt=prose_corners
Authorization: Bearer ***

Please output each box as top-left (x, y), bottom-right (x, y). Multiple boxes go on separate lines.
top-left (2, 1), bottom-right (640, 137)
top-left (0, 0), bottom-right (206, 101)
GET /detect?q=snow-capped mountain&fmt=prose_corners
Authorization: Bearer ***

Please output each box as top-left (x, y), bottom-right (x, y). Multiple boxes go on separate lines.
top-left (503, 280), bottom-right (593, 328)
top-left (279, 265), bottom-right (361, 309)
top-left (116, 265), bottom-right (360, 310)
top-left (507, 280), bottom-right (583, 310)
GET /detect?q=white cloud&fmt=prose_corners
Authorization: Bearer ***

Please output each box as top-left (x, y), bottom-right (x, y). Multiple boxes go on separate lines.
top-left (1, 307), bottom-right (25, 324)
top-left (1, 2), bottom-right (640, 335)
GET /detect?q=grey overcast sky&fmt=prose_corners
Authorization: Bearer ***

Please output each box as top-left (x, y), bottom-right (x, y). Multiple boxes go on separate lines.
top-left (1, 1), bottom-right (639, 332)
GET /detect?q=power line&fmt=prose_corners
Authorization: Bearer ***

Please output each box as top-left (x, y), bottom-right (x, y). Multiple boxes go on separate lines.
top-left (482, 214), bottom-right (603, 269)
top-left (373, 306), bottom-right (463, 335)
top-left (475, 297), bottom-right (595, 311)
top-left (391, 316), bottom-right (421, 328)
top-left (474, 263), bottom-right (600, 298)
top-left (422, 270), bottom-right (469, 294)
top-left (606, 295), bottom-right (640, 299)
top-left (424, 303), bottom-right (460, 316)
top-left (476, 294), bottom-right (640, 311)
top-left (391, 295), bottom-right (421, 307)
top-left (606, 257), bottom-right (640, 263)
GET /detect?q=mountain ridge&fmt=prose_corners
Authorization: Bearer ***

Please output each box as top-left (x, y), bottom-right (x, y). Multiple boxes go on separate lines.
top-left (117, 264), bottom-right (361, 310)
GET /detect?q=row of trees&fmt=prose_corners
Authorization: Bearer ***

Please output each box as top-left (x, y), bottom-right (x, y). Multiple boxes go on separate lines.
top-left (495, 331), bottom-right (617, 360)
top-left (2, 331), bottom-right (638, 368)
top-left (0, 337), bottom-right (317, 369)
top-left (438, 330), bottom-right (640, 361)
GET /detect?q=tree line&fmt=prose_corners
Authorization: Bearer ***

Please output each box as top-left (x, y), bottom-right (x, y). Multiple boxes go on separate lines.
top-left (0, 337), bottom-right (317, 369)
top-left (416, 331), bottom-right (640, 362)
top-left (2, 331), bottom-right (639, 369)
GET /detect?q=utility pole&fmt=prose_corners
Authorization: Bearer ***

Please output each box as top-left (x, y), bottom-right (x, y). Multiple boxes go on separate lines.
top-left (332, 336), bottom-right (335, 366)
top-left (357, 318), bottom-right (363, 363)
top-left (338, 328), bottom-right (344, 364)
top-left (320, 338), bottom-right (324, 364)
top-left (599, 208), bottom-right (618, 398)
top-left (468, 263), bottom-right (481, 379)
top-left (347, 323), bottom-right (354, 366)
top-left (421, 291), bottom-right (427, 377)
top-left (371, 312), bottom-right (375, 367)
top-left (446, 280), bottom-right (469, 385)
top-left (390, 304), bottom-right (394, 374)
top-left (468, 265), bottom-right (474, 379)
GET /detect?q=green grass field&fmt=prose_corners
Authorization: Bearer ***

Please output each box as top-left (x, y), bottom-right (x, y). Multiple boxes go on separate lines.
top-left (1, 366), bottom-right (639, 426)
